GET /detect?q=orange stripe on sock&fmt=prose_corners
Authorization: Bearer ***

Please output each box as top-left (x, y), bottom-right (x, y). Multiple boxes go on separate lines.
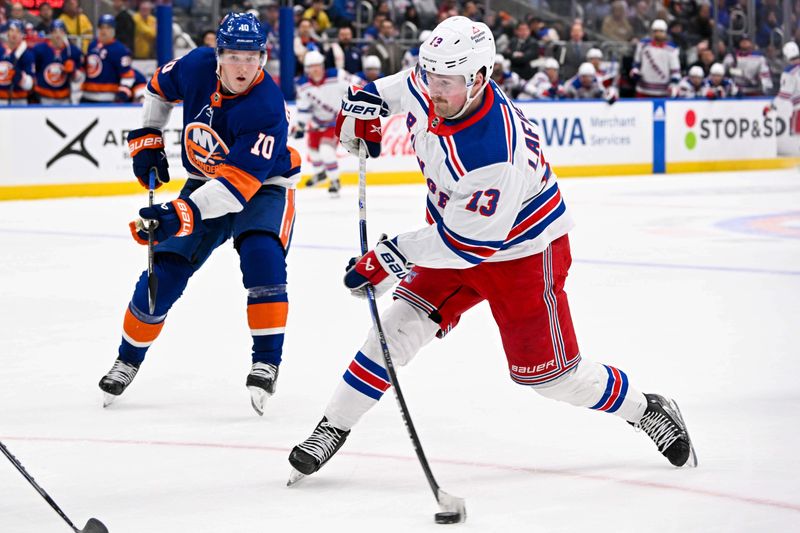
top-left (279, 189), bottom-right (296, 248)
top-left (247, 302), bottom-right (289, 330)
top-left (218, 164), bottom-right (262, 202)
top-left (123, 308), bottom-right (164, 344)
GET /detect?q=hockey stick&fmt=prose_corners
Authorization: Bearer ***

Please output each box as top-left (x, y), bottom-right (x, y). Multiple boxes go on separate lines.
top-left (0, 440), bottom-right (109, 532)
top-left (357, 143), bottom-right (466, 525)
top-left (147, 169), bottom-right (158, 314)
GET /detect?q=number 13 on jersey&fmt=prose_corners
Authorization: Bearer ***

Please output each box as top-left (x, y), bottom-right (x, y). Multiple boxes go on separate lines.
top-left (466, 188), bottom-right (500, 216)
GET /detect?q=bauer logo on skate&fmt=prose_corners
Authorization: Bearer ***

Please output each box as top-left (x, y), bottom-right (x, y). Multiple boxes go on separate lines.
top-left (184, 122), bottom-right (230, 177)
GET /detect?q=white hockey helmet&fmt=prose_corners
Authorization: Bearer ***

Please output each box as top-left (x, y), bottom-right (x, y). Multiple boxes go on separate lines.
top-left (586, 47), bottom-right (603, 60)
top-left (419, 30), bottom-right (432, 44)
top-left (303, 50), bottom-right (325, 68)
top-left (418, 16), bottom-right (495, 85)
top-left (578, 62), bottom-right (596, 77)
top-left (494, 53), bottom-right (505, 66)
top-left (543, 57), bottom-right (560, 71)
top-left (688, 65), bottom-right (704, 78)
top-left (709, 62), bottom-right (725, 76)
top-left (363, 55), bottom-right (381, 70)
top-left (651, 19), bottom-right (668, 32)
top-left (783, 41), bottom-right (800, 61)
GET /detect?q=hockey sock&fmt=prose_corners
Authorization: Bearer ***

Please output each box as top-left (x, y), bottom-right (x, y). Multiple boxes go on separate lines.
top-left (118, 253), bottom-right (194, 365)
top-left (239, 233), bottom-right (288, 366)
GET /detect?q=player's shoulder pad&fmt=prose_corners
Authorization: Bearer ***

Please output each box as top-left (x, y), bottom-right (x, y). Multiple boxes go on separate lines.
top-left (570, 77), bottom-right (581, 89)
top-left (640, 37), bottom-right (653, 45)
top-left (296, 74), bottom-right (309, 86)
top-left (325, 67), bottom-right (338, 79)
top-left (784, 64), bottom-right (800, 74)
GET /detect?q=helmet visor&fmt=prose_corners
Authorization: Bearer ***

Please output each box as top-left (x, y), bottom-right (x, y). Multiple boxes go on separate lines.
top-left (416, 65), bottom-right (468, 98)
top-left (218, 50), bottom-right (264, 65)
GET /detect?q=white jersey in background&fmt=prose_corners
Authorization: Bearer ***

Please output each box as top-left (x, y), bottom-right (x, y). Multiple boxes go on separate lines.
top-left (564, 74), bottom-right (606, 99)
top-left (677, 76), bottom-right (708, 98)
top-left (632, 38), bottom-right (680, 96)
top-left (295, 68), bottom-right (360, 130)
top-left (521, 71), bottom-right (565, 100)
top-left (366, 69), bottom-right (573, 268)
top-left (722, 51), bottom-right (772, 96)
top-left (775, 63), bottom-right (800, 112)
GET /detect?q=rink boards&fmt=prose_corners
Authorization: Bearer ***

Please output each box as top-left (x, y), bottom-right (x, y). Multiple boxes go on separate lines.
top-left (0, 98), bottom-right (798, 200)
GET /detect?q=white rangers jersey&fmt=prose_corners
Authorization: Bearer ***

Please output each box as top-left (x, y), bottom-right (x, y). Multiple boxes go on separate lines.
top-left (774, 63), bottom-right (800, 110)
top-left (564, 74), bottom-right (606, 99)
top-left (722, 51), bottom-right (772, 96)
top-left (366, 69), bottom-right (573, 269)
top-left (677, 77), bottom-right (707, 99)
top-left (296, 68), bottom-right (359, 130)
top-left (702, 77), bottom-right (738, 98)
top-left (521, 72), bottom-right (565, 100)
top-left (491, 69), bottom-right (523, 96)
top-left (632, 38), bottom-right (680, 96)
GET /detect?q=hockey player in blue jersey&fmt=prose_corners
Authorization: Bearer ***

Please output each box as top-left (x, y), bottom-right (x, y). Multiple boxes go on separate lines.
top-left (288, 16), bottom-right (697, 483)
top-left (81, 14), bottom-right (135, 103)
top-left (98, 13), bottom-right (301, 416)
top-left (0, 20), bottom-right (35, 105)
top-left (31, 20), bottom-right (83, 105)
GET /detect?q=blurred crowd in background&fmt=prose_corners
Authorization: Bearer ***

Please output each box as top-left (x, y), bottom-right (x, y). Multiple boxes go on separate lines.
top-left (0, 0), bottom-right (798, 105)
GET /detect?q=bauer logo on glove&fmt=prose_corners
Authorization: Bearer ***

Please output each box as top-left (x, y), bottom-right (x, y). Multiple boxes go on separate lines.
top-left (129, 198), bottom-right (201, 245)
top-left (127, 127), bottom-right (171, 189)
top-left (343, 235), bottom-right (411, 298)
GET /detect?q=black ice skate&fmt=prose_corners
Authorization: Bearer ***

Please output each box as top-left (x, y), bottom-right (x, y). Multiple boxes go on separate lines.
top-left (304, 171), bottom-right (327, 188)
top-left (287, 417), bottom-right (350, 486)
top-left (98, 359), bottom-right (140, 407)
top-left (632, 393), bottom-right (698, 467)
top-left (328, 178), bottom-right (341, 197)
top-left (246, 362), bottom-right (279, 416)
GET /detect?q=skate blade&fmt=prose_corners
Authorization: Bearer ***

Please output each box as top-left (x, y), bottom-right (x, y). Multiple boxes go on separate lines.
top-left (668, 398), bottom-right (699, 468)
top-left (102, 392), bottom-right (118, 408)
top-left (286, 468), bottom-right (307, 487)
top-left (248, 386), bottom-right (271, 416)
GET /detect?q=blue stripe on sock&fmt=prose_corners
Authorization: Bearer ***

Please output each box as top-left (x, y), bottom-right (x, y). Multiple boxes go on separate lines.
top-left (354, 351), bottom-right (389, 382)
top-left (589, 365), bottom-right (614, 410)
top-left (606, 369), bottom-right (629, 413)
top-left (343, 369), bottom-right (383, 400)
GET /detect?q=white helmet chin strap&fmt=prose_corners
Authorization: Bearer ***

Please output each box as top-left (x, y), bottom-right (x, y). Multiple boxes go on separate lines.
top-left (443, 75), bottom-right (489, 120)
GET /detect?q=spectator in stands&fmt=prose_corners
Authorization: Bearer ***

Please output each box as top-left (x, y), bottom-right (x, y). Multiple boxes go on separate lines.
top-left (521, 58), bottom-right (565, 99)
top-left (113, 0), bottom-right (135, 53)
top-left (303, 0), bottom-right (331, 34)
top-left (365, 18), bottom-right (404, 75)
top-left (629, 0), bottom-right (653, 38)
top-left (324, 25), bottom-right (362, 75)
top-left (723, 34), bottom-right (772, 96)
top-left (561, 22), bottom-right (592, 80)
top-left (329, 0), bottom-right (356, 27)
top-left (677, 65), bottom-right (707, 98)
top-left (294, 18), bottom-right (320, 75)
top-left (668, 19), bottom-right (690, 67)
top-left (132, 1), bottom-right (156, 59)
top-left (9, 2), bottom-right (37, 27)
top-left (602, 0), bottom-right (634, 42)
top-left (402, 4), bottom-right (421, 29)
top-left (704, 62), bottom-right (739, 98)
top-left (583, 0), bottom-right (612, 33)
top-left (462, 1), bottom-right (481, 22)
top-left (201, 30), bottom-right (215, 48)
top-left (756, 9), bottom-right (781, 50)
top-left (58, 0), bottom-right (92, 53)
top-left (506, 20), bottom-right (538, 81)
top-left (34, 2), bottom-right (53, 34)
top-left (363, 13), bottom-right (386, 42)
top-left (690, 41), bottom-right (717, 75)
top-left (687, 1), bottom-right (713, 45)
top-left (355, 55), bottom-right (383, 84)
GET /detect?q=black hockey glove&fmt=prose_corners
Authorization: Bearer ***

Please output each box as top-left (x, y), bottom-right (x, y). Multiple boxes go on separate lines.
top-left (127, 127), bottom-right (170, 189)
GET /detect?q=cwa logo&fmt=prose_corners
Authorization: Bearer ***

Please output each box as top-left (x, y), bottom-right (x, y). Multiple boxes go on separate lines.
top-left (183, 122), bottom-right (229, 177)
top-left (683, 108), bottom-right (783, 150)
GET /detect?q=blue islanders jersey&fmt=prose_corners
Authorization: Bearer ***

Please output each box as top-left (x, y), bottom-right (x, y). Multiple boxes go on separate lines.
top-left (365, 69), bottom-right (573, 269)
top-left (31, 41), bottom-right (82, 100)
top-left (82, 39), bottom-right (134, 101)
top-left (147, 47), bottom-right (300, 218)
top-left (0, 42), bottom-right (34, 101)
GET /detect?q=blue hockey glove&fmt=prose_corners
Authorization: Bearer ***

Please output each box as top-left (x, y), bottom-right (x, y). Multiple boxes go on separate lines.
top-left (127, 127), bottom-right (170, 189)
top-left (129, 198), bottom-right (201, 245)
top-left (343, 235), bottom-right (411, 298)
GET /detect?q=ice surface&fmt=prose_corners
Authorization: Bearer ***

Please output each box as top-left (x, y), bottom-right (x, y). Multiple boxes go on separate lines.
top-left (1, 169), bottom-right (799, 532)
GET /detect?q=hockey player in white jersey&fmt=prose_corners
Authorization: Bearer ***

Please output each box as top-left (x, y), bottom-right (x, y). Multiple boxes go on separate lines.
top-left (520, 57), bottom-right (565, 99)
top-left (586, 47), bottom-right (617, 90)
top-left (703, 62), bottom-right (738, 98)
top-left (294, 50), bottom-right (358, 196)
top-left (490, 54), bottom-right (523, 98)
top-left (677, 65), bottom-right (708, 98)
top-left (766, 41), bottom-right (800, 137)
top-left (288, 16), bottom-right (697, 483)
top-left (631, 19), bottom-right (680, 97)
top-left (722, 34), bottom-right (772, 96)
top-left (564, 62), bottom-right (608, 99)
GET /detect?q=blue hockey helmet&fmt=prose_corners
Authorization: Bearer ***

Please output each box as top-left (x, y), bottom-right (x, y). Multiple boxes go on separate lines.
top-left (216, 12), bottom-right (266, 53)
top-left (98, 14), bottom-right (116, 28)
top-left (6, 19), bottom-right (26, 33)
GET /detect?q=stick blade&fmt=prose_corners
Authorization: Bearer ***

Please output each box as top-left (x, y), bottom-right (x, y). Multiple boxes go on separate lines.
top-left (80, 518), bottom-right (109, 533)
top-left (437, 489), bottom-right (466, 523)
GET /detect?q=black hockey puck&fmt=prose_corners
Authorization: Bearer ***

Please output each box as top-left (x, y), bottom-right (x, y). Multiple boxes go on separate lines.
top-left (434, 511), bottom-right (461, 524)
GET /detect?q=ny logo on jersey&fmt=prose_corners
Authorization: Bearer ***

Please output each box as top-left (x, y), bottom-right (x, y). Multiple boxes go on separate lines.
top-left (46, 118), bottom-right (99, 168)
top-left (184, 122), bottom-right (230, 178)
